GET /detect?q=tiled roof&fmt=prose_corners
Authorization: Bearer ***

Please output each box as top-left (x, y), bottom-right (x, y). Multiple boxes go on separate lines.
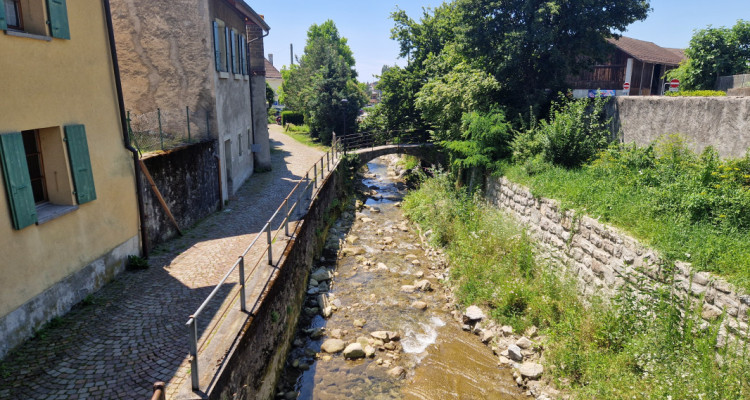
top-left (265, 59), bottom-right (282, 79)
top-left (607, 36), bottom-right (686, 66)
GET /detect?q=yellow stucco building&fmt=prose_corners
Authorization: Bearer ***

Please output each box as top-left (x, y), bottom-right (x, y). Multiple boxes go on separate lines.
top-left (0, 0), bottom-right (141, 358)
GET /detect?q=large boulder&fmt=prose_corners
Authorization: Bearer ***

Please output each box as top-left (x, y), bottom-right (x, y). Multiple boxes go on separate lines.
top-left (518, 362), bottom-right (544, 380)
top-left (321, 339), bottom-right (345, 354)
top-left (463, 305), bottom-right (485, 323)
top-left (507, 344), bottom-right (523, 362)
top-left (343, 343), bottom-right (366, 359)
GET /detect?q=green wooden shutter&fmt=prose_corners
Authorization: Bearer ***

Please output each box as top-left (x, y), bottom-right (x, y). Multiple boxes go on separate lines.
top-left (46, 0), bottom-right (71, 39)
top-left (212, 21), bottom-right (221, 71)
top-left (0, 3), bottom-right (7, 31)
top-left (241, 35), bottom-right (247, 75)
top-left (230, 29), bottom-right (237, 74)
top-left (0, 133), bottom-right (38, 230)
top-left (224, 26), bottom-right (231, 74)
top-left (64, 125), bottom-right (96, 204)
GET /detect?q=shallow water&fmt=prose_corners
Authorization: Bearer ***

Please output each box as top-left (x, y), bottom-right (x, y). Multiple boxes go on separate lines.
top-left (276, 157), bottom-right (524, 400)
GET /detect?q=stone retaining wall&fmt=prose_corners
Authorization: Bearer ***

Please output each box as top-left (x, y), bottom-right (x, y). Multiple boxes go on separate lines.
top-left (485, 176), bottom-right (749, 344)
top-left (139, 140), bottom-right (221, 250)
top-left (205, 165), bottom-right (345, 400)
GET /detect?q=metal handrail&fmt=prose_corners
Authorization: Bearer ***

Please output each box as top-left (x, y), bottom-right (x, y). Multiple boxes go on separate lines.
top-left (185, 136), bottom-right (342, 391)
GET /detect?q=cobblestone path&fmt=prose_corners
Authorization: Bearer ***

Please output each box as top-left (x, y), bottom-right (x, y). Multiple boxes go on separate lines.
top-left (0, 126), bottom-right (324, 399)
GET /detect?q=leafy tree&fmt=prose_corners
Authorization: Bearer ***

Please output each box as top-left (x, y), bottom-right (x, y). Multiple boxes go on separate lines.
top-left (370, 65), bottom-right (426, 132)
top-left (415, 61), bottom-right (500, 142)
top-left (279, 21), bottom-right (367, 143)
top-left (667, 20), bottom-right (750, 90)
top-left (265, 83), bottom-right (275, 110)
top-left (453, 0), bottom-right (651, 113)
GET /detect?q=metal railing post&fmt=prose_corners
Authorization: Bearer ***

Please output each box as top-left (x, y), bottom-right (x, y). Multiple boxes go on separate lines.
top-left (284, 199), bottom-right (290, 237)
top-left (313, 164), bottom-right (317, 189)
top-left (238, 256), bottom-right (246, 312)
top-left (188, 318), bottom-right (199, 390)
top-left (266, 224), bottom-right (273, 265)
top-left (305, 172), bottom-right (311, 202)
top-left (297, 182), bottom-right (304, 217)
top-left (157, 108), bottom-right (164, 150)
top-left (320, 158), bottom-right (324, 177)
top-left (326, 151), bottom-right (330, 171)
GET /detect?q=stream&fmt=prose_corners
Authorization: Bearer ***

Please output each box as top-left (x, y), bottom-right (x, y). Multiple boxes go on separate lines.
top-left (276, 156), bottom-right (525, 400)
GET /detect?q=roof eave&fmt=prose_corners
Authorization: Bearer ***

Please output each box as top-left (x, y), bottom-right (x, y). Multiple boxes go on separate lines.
top-left (234, 1), bottom-right (270, 31)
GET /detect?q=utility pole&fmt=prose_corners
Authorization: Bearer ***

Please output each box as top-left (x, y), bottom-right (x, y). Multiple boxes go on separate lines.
top-left (290, 44), bottom-right (294, 66)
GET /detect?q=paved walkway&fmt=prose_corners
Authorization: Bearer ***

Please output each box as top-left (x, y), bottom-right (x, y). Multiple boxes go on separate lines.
top-left (0, 126), bottom-right (324, 399)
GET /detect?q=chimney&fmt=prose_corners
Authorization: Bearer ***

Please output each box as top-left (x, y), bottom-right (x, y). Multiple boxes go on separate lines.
top-left (268, 54), bottom-right (274, 66)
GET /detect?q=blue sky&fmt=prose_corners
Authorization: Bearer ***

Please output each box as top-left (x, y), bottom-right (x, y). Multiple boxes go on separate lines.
top-left (258, 0), bottom-right (750, 82)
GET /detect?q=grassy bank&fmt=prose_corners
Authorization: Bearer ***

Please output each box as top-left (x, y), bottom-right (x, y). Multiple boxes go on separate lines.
top-left (403, 173), bottom-right (749, 399)
top-left (282, 124), bottom-right (330, 152)
top-left (503, 138), bottom-right (750, 292)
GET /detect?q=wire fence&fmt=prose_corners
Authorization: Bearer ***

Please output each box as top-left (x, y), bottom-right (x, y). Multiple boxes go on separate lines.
top-left (127, 107), bottom-right (213, 156)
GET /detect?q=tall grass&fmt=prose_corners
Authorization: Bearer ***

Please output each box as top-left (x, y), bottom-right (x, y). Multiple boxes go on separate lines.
top-left (403, 173), bottom-right (749, 399)
top-left (503, 137), bottom-right (750, 291)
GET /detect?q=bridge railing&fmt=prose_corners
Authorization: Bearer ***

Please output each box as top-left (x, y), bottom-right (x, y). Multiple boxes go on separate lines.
top-left (184, 137), bottom-right (342, 392)
top-left (338, 130), bottom-right (430, 152)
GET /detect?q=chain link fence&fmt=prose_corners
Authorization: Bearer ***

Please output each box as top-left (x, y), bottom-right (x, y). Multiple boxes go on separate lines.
top-left (127, 107), bottom-right (213, 156)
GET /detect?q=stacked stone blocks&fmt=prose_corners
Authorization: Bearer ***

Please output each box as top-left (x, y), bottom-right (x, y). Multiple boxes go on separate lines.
top-left (486, 177), bottom-right (749, 345)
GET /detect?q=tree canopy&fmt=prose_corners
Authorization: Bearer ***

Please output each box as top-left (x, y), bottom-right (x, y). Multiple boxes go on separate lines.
top-left (279, 20), bottom-right (367, 143)
top-left (667, 20), bottom-right (750, 90)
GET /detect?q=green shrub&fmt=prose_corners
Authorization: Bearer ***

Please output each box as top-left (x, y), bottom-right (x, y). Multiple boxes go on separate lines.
top-left (281, 111), bottom-right (304, 126)
top-left (284, 123), bottom-right (310, 134)
top-left (665, 90), bottom-right (727, 97)
top-left (127, 255), bottom-right (149, 270)
top-left (540, 96), bottom-right (612, 168)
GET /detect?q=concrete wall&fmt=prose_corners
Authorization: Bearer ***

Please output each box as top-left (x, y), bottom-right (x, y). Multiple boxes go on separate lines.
top-left (205, 165), bottom-right (345, 400)
top-left (139, 141), bottom-right (221, 249)
top-left (486, 177), bottom-right (749, 346)
top-left (607, 96), bottom-right (750, 158)
top-left (0, 0), bottom-right (140, 358)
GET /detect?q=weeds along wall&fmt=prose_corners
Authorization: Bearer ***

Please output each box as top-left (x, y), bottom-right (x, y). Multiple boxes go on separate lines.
top-left (607, 96), bottom-right (750, 159)
top-left (486, 176), bottom-right (750, 346)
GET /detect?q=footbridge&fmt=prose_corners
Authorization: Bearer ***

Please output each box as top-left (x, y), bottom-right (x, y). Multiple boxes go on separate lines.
top-left (338, 131), bottom-right (443, 168)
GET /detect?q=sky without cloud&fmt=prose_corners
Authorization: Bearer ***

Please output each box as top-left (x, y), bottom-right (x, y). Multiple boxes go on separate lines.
top-left (259, 0), bottom-right (750, 82)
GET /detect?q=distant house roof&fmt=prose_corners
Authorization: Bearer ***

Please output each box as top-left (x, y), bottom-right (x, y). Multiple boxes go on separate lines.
top-left (607, 36), bottom-right (686, 66)
top-left (265, 59), bottom-right (282, 79)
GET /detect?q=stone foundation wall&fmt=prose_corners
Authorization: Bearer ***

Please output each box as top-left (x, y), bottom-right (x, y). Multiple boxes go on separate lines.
top-left (485, 176), bottom-right (749, 343)
top-left (0, 236), bottom-right (139, 359)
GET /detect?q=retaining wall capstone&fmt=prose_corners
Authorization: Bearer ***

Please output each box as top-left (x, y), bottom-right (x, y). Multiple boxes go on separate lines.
top-left (485, 176), bottom-right (749, 345)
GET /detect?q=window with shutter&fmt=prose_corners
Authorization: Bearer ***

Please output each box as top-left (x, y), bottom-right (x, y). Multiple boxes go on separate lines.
top-left (213, 21), bottom-right (221, 72)
top-left (241, 35), bottom-right (247, 75)
top-left (45, 0), bottom-right (69, 39)
top-left (64, 125), bottom-right (96, 204)
top-left (224, 26), bottom-right (231, 75)
top-left (230, 29), bottom-right (237, 74)
top-left (0, 132), bottom-right (38, 229)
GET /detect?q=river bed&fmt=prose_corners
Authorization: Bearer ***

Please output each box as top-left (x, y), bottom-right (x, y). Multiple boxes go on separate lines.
top-left (276, 156), bottom-right (525, 400)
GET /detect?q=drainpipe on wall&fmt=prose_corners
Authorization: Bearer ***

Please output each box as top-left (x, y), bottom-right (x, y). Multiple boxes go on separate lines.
top-left (102, 0), bottom-right (149, 258)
